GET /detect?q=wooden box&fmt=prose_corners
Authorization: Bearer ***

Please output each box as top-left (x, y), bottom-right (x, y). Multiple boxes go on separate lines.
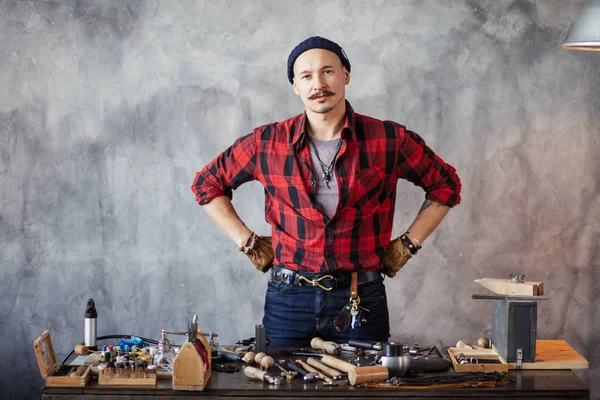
top-left (33, 330), bottom-right (92, 387)
top-left (447, 347), bottom-right (508, 373)
top-left (172, 330), bottom-right (212, 391)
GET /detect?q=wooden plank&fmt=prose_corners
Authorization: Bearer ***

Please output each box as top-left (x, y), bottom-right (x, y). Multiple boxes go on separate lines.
top-left (507, 340), bottom-right (589, 370)
top-left (475, 278), bottom-right (543, 296)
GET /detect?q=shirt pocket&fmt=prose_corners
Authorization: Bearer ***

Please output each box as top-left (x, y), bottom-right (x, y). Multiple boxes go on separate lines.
top-left (348, 165), bottom-right (385, 209)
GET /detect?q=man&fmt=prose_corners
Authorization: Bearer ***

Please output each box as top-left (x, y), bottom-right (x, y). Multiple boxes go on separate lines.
top-left (192, 36), bottom-right (461, 346)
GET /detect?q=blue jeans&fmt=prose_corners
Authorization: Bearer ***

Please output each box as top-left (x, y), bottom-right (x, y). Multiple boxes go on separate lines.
top-left (263, 275), bottom-right (390, 346)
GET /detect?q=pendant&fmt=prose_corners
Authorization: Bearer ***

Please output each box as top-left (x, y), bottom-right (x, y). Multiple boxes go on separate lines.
top-left (322, 172), bottom-right (331, 189)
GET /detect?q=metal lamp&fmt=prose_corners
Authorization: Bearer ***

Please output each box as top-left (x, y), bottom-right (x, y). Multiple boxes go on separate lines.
top-left (563, 0), bottom-right (600, 51)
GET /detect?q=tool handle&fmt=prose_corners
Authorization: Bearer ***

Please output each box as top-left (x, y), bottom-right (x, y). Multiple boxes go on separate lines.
top-left (74, 344), bottom-right (90, 355)
top-left (463, 340), bottom-right (485, 350)
top-left (254, 352), bottom-right (267, 364)
top-left (307, 357), bottom-right (342, 378)
top-left (244, 366), bottom-right (267, 381)
top-left (435, 340), bottom-right (451, 362)
top-left (219, 349), bottom-right (243, 362)
top-left (456, 340), bottom-right (484, 350)
top-left (286, 360), bottom-right (309, 376)
top-left (242, 352), bottom-right (256, 364)
top-left (321, 355), bottom-right (357, 373)
top-left (348, 366), bottom-right (388, 385)
top-left (260, 356), bottom-right (274, 369)
top-left (310, 337), bottom-right (340, 355)
top-left (296, 360), bottom-right (331, 383)
top-left (409, 356), bottom-right (451, 372)
top-left (347, 339), bottom-right (379, 350)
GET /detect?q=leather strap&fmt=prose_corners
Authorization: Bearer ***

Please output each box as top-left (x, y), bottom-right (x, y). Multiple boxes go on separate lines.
top-left (270, 266), bottom-right (382, 289)
top-left (400, 232), bottom-right (418, 255)
top-left (350, 271), bottom-right (358, 300)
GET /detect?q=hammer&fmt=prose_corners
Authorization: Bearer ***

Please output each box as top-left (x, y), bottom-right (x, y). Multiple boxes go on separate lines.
top-left (244, 366), bottom-right (282, 385)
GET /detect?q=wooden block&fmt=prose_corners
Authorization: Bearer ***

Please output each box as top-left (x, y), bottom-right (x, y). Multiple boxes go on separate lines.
top-left (475, 278), bottom-right (543, 296)
top-left (506, 340), bottom-right (589, 370)
top-left (447, 347), bottom-right (508, 373)
top-left (98, 374), bottom-right (157, 386)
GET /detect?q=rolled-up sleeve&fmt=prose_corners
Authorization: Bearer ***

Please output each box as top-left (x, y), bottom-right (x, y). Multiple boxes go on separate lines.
top-left (191, 132), bottom-right (257, 205)
top-left (396, 126), bottom-right (461, 207)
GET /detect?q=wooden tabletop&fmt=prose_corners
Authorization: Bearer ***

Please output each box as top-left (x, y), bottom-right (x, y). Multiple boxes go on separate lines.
top-left (43, 343), bottom-right (590, 399)
top-left (42, 368), bottom-right (589, 399)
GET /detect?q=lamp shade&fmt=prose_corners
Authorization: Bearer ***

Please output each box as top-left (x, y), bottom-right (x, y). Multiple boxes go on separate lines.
top-left (563, 0), bottom-right (600, 51)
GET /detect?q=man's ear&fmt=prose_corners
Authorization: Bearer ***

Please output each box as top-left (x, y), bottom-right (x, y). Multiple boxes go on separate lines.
top-left (344, 68), bottom-right (351, 85)
top-left (292, 79), bottom-right (300, 95)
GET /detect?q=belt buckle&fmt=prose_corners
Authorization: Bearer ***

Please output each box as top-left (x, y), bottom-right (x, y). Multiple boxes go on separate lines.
top-left (298, 275), bottom-right (335, 291)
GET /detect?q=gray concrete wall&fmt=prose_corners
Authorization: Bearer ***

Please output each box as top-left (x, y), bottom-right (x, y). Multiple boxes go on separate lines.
top-left (1, 1), bottom-right (598, 398)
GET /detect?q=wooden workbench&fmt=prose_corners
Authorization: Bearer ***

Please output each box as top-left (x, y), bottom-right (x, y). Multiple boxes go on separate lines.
top-left (40, 369), bottom-right (590, 400)
top-left (42, 341), bottom-right (590, 399)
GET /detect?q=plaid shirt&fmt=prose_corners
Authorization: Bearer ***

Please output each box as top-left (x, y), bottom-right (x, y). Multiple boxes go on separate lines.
top-left (192, 101), bottom-right (461, 273)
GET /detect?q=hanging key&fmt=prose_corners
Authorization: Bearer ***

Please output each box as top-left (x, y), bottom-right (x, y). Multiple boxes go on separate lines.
top-left (350, 307), bottom-right (359, 329)
top-left (349, 298), bottom-right (361, 329)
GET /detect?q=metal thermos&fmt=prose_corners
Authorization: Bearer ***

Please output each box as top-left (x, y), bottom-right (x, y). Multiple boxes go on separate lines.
top-left (84, 298), bottom-right (97, 350)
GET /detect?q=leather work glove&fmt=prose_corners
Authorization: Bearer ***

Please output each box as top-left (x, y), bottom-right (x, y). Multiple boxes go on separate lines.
top-left (240, 232), bottom-right (274, 273)
top-left (382, 237), bottom-right (412, 278)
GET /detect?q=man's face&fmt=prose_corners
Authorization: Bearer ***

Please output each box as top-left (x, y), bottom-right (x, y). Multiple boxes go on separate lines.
top-left (292, 48), bottom-right (350, 114)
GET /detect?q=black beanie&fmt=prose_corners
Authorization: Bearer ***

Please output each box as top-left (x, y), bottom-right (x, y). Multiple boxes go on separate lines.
top-left (287, 36), bottom-right (351, 84)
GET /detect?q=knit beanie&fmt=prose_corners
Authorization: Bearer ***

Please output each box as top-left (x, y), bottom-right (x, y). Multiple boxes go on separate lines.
top-left (287, 36), bottom-right (351, 84)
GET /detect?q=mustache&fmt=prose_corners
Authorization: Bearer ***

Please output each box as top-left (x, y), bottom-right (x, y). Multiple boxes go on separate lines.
top-left (309, 91), bottom-right (335, 100)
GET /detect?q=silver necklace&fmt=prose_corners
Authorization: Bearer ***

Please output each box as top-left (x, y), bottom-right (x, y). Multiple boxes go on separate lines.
top-left (308, 138), bottom-right (342, 189)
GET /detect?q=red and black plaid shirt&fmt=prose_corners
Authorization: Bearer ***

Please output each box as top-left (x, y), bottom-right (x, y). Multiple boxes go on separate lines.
top-left (192, 101), bottom-right (461, 273)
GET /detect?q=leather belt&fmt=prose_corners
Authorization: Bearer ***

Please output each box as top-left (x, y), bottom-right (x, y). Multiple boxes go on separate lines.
top-left (270, 265), bottom-right (383, 291)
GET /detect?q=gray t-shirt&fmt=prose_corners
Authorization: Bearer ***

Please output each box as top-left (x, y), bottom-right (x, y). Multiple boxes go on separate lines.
top-left (309, 137), bottom-right (341, 219)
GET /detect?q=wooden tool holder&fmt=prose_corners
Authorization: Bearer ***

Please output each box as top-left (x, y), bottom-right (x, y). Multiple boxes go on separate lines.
top-left (172, 330), bottom-right (212, 391)
top-left (97, 364), bottom-right (157, 386)
top-left (33, 330), bottom-right (92, 387)
top-left (98, 371), bottom-right (157, 386)
top-left (447, 347), bottom-right (508, 373)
